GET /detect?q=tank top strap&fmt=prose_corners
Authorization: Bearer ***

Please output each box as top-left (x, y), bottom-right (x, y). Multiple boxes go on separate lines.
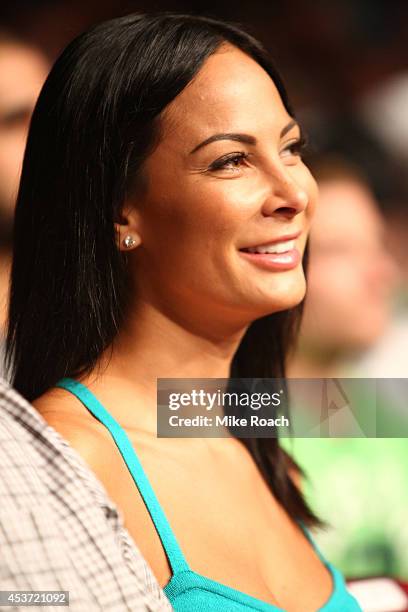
top-left (55, 377), bottom-right (190, 576)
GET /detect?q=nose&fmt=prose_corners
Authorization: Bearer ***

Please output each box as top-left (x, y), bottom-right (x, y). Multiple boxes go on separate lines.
top-left (260, 167), bottom-right (309, 219)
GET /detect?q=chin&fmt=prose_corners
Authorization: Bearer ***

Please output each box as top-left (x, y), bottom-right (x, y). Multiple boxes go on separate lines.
top-left (253, 273), bottom-right (307, 316)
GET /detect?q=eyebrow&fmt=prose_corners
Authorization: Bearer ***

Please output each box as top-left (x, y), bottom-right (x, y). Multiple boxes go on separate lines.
top-left (189, 118), bottom-right (299, 154)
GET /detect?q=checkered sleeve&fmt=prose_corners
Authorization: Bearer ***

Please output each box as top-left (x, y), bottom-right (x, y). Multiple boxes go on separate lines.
top-left (0, 379), bottom-right (172, 611)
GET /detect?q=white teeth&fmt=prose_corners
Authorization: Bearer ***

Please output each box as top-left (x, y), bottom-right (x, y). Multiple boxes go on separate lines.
top-left (247, 239), bottom-right (295, 254)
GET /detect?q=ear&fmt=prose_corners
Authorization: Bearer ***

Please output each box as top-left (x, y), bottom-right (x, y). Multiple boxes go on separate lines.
top-left (114, 203), bottom-right (142, 252)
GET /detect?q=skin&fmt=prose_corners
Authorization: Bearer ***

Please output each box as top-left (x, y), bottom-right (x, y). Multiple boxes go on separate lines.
top-left (34, 45), bottom-right (333, 611)
top-left (386, 210), bottom-right (408, 287)
top-left (0, 42), bottom-right (49, 330)
top-left (290, 178), bottom-right (398, 377)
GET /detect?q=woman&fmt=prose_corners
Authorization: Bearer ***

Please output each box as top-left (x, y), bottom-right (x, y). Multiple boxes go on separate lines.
top-left (6, 13), bottom-right (361, 611)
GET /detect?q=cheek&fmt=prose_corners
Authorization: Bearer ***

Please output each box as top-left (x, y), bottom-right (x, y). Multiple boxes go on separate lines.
top-left (142, 178), bottom-right (249, 255)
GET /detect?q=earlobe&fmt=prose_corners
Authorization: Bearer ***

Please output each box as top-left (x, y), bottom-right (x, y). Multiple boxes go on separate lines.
top-left (114, 205), bottom-right (142, 251)
top-left (114, 228), bottom-right (142, 251)
top-left (121, 234), bottom-right (142, 250)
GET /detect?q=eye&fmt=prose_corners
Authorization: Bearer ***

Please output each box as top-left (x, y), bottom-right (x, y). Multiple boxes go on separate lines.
top-left (281, 135), bottom-right (308, 159)
top-left (208, 152), bottom-right (249, 172)
top-left (0, 107), bottom-right (32, 130)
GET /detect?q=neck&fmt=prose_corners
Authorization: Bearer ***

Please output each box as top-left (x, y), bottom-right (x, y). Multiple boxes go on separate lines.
top-left (82, 299), bottom-right (248, 432)
top-left (0, 249), bottom-right (11, 335)
top-left (112, 303), bottom-right (245, 378)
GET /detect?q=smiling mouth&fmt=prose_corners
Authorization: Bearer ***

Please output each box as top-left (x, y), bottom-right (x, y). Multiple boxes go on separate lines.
top-left (238, 237), bottom-right (301, 271)
top-left (239, 238), bottom-right (296, 254)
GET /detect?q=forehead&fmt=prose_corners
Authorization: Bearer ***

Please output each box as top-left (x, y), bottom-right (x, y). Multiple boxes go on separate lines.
top-left (162, 44), bottom-right (291, 141)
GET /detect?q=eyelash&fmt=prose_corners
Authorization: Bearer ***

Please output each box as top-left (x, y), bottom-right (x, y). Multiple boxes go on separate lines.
top-left (208, 135), bottom-right (308, 171)
top-left (284, 135), bottom-right (308, 157)
top-left (209, 152), bottom-right (249, 171)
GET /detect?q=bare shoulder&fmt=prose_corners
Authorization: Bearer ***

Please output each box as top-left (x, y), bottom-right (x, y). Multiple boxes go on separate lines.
top-left (33, 387), bottom-right (116, 472)
top-left (33, 386), bottom-right (89, 421)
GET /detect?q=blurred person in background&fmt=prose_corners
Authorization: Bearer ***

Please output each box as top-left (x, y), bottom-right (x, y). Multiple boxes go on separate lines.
top-left (0, 31), bottom-right (49, 378)
top-left (355, 73), bottom-right (408, 378)
top-left (289, 156), bottom-right (398, 379)
top-left (284, 156), bottom-right (408, 580)
top-left (353, 194), bottom-right (408, 378)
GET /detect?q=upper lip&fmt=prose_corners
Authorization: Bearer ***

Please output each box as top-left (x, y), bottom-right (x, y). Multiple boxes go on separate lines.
top-left (239, 230), bottom-right (302, 250)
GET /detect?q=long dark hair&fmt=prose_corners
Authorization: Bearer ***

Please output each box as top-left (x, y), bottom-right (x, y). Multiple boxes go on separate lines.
top-left (6, 12), bottom-right (318, 526)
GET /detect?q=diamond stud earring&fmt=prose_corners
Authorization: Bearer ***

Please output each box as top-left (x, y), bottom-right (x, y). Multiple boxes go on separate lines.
top-left (123, 235), bottom-right (137, 249)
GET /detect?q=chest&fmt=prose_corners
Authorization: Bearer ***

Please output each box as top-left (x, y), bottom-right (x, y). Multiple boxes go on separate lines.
top-left (98, 436), bottom-right (333, 611)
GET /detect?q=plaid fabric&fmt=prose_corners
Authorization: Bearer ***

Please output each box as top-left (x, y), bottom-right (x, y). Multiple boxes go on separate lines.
top-left (0, 378), bottom-right (172, 612)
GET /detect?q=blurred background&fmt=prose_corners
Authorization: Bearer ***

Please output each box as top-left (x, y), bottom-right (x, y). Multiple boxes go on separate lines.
top-left (1, 0), bottom-right (407, 594)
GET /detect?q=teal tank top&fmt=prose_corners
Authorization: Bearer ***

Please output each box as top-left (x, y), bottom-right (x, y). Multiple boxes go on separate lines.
top-left (56, 378), bottom-right (362, 611)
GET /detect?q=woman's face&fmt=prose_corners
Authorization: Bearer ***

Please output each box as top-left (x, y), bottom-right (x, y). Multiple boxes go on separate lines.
top-left (130, 44), bottom-right (317, 330)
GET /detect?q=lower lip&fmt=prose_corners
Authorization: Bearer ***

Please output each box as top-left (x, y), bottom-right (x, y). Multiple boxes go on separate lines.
top-left (239, 248), bottom-right (301, 271)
